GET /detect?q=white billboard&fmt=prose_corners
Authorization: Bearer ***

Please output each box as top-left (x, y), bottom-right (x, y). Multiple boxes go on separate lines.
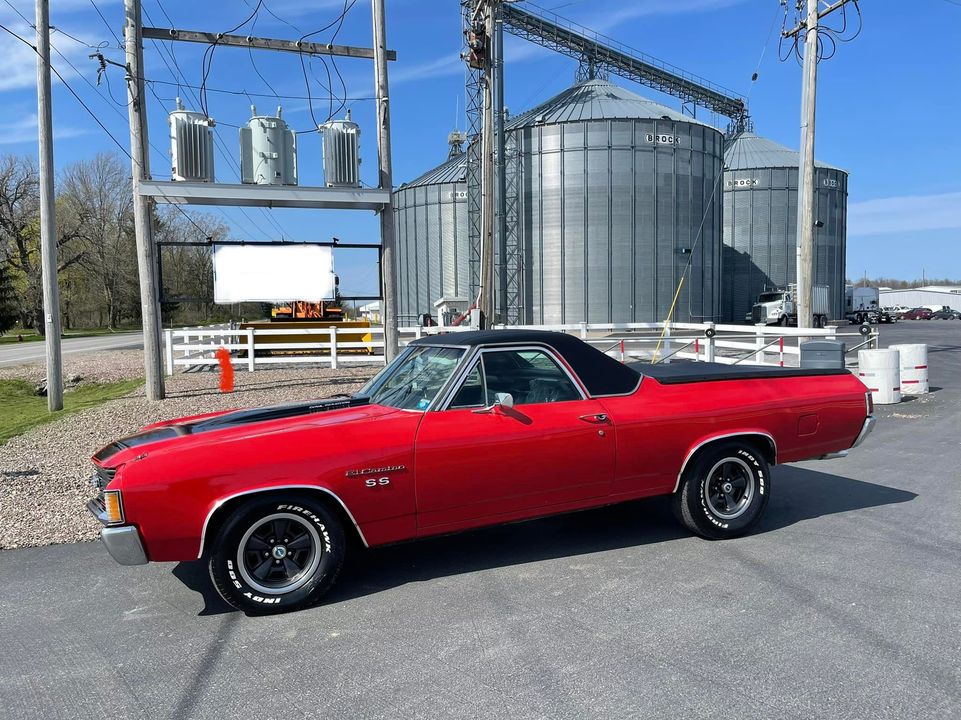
top-left (213, 244), bottom-right (336, 304)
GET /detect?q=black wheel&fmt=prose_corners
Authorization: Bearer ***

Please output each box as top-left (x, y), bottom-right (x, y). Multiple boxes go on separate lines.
top-left (209, 494), bottom-right (346, 614)
top-left (672, 442), bottom-right (771, 540)
top-left (777, 315), bottom-right (789, 327)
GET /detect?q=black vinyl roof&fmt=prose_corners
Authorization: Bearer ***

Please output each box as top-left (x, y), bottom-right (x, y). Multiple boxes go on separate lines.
top-left (410, 330), bottom-right (641, 397)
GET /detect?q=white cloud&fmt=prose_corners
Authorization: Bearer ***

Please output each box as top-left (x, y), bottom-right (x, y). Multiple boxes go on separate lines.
top-left (0, 112), bottom-right (87, 146)
top-left (848, 191), bottom-right (961, 236)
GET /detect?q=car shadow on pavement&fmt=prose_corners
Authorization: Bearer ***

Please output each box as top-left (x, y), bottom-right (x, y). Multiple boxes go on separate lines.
top-left (169, 467), bottom-right (916, 615)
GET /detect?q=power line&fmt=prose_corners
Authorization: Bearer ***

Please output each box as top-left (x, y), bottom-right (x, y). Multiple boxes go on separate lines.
top-left (88, 0), bottom-right (122, 47)
top-left (0, 23), bottom-right (132, 158)
top-left (1, 20), bottom-right (224, 244)
top-left (146, 2), bottom-right (289, 240)
top-left (144, 77), bottom-right (372, 102)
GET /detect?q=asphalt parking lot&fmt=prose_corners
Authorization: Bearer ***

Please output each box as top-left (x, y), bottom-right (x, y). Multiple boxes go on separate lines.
top-left (1, 321), bottom-right (959, 720)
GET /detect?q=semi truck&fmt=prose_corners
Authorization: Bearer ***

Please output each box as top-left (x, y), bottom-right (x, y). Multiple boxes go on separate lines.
top-left (845, 286), bottom-right (880, 324)
top-left (749, 284), bottom-right (830, 327)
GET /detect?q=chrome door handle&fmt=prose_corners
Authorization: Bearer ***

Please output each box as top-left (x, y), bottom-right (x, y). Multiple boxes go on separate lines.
top-left (578, 413), bottom-right (609, 424)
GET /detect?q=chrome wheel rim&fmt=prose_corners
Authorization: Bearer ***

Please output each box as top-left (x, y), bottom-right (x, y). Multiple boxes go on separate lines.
top-left (704, 458), bottom-right (755, 520)
top-left (237, 513), bottom-right (322, 595)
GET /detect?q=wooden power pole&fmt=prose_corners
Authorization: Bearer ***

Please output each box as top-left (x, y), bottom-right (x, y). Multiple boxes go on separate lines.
top-left (35, 0), bottom-right (63, 411)
top-left (124, 0), bottom-right (165, 399)
top-left (785, 0), bottom-right (858, 328)
top-left (371, 0), bottom-right (399, 361)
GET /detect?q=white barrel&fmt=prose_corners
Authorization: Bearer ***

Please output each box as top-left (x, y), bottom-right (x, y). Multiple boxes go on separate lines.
top-left (889, 343), bottom-right (928, 395)
top-left (858, 349), bottom-right (901, 404)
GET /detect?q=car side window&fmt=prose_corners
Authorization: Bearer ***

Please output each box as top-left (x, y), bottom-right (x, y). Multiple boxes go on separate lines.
top-left (448, 362), bottom-right (485, 409)
top-left (482, 349), bottom-right (582, 406)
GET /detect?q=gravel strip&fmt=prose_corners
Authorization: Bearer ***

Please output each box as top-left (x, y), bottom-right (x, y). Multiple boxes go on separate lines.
top-left (0, 349), bottom-right (147, 385)
top-left (0, 354), bottom-right (378, 550)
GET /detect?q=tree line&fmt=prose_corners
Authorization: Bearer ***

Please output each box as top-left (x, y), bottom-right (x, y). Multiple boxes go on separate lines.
top-left (0, 152), bottom-right (266, 336)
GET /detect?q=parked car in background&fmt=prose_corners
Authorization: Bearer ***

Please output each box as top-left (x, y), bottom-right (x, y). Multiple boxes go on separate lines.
top-left (901, 307), bottom-right (934, 320)
top-left (931, 308), bottom-right (961, 320)
top-left (885, 305), bottom-right (912, 318)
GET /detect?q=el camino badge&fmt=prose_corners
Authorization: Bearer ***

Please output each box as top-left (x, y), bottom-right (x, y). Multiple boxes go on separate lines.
top-left (345, 465), bottom-right (406, 478)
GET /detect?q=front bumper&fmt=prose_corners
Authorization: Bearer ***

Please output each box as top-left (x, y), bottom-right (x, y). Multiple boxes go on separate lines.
top-left (87, 496), bottom-right (148, 566)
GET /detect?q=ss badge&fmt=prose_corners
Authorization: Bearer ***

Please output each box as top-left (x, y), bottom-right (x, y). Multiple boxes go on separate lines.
top-left (365, 477), bottom-right (390, 488)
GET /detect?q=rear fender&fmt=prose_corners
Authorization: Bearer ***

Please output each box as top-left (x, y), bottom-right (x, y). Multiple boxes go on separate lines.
top-left (674, 431), bottom-right (777, 492)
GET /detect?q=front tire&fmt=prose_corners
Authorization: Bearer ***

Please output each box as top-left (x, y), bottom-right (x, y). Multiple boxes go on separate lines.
top-left (209, 494), bottom-right (346, 614)
top-left (672, 442), bottom-right (770, 540)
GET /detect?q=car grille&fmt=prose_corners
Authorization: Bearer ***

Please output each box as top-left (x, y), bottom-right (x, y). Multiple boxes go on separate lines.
top-left (91, 465), bottom-right (116, 491)
top-left (751, 307), bottom-right (763, 323)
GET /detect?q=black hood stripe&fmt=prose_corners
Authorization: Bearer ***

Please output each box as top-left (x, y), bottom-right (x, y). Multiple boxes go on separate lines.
top-left (94, 395), bottom-right (370, 463)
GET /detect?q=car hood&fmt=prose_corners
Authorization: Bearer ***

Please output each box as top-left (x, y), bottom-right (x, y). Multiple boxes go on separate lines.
top-left (93, 395), bottom-right (389, 467)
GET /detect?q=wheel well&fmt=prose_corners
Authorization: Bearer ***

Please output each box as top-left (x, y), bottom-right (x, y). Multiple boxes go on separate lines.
top-left (676, 433), bottom-right (777, 491)
top-left (198, 487), bottom-right (365, 559)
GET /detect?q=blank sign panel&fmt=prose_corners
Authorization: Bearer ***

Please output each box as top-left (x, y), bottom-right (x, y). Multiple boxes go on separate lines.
top-left (213, 244), bottom-right (335, 303)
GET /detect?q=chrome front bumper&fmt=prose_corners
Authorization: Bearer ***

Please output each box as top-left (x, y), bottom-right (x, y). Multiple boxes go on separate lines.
top-left (87, 497), bottom-right (147, 566)
top-left (851, 415), bottom-right (876, 449)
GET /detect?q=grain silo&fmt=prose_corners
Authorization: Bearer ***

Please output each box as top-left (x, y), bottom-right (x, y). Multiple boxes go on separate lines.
top-left (506, 79), bottom-right (725, 324)
top-left (392, 144), bottom-right (469, 324)
top-left (722, 132), bottom-right (848, 322)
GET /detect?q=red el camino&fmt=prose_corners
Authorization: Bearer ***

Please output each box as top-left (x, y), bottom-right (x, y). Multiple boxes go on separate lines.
top-left (88, 330), bottom-right (875, 613)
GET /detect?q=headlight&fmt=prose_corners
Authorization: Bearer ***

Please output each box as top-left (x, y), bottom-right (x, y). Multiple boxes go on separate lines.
top-left (103, 490), bottom-right (125, 525)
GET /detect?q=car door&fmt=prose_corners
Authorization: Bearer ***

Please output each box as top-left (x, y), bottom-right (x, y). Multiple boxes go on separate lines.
top-left (413, 346), bottom-right (615, 533)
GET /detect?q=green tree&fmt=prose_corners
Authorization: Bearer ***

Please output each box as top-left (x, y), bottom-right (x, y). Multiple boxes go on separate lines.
top-left (0, 259), bottom-right (17, 334)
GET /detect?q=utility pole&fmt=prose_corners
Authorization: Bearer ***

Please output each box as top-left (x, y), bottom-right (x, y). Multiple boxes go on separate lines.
top-left (124, 0), bottom-right (165, 399)
top-left (35, 0), bottom-right (63, 411)
top-left (493, 4), bottom-right (507, 325)
top-left (784, 0), bottom-right (857, 328)
top-left (372, 0), bottom-right (399, 360)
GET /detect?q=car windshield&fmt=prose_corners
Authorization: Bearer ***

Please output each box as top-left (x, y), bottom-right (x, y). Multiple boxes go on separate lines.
top-left (758, 292), bottom-right (783, 303)
top-left (358, 345), bottom-right (465, 411)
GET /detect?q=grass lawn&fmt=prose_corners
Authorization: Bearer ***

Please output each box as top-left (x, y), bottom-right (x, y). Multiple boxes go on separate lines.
top-left (0, 328), bottom-right (140, 345)
top-left (0, 378), bottom-right (144, 446)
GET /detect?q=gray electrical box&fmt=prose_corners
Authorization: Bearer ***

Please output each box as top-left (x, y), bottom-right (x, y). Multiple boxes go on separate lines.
top-left (240, 105), bottom-right (297, 186)
top-left (800, 340), bottom-right (846, 369)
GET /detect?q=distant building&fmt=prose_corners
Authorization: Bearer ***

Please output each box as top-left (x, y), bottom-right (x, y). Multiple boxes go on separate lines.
top-left (879, 286), bottom-right (961, 311)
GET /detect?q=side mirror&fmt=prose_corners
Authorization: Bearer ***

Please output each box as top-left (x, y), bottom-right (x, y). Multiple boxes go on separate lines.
top-left (473, 392), bottom-right (514, 414)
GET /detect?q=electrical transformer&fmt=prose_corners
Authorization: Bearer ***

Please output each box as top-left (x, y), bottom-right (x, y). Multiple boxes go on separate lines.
top-left (168, 98), bottom-right (215, 183)
top-left (319, 110), bottom-right (361, 188)
top-left (240, 106), bottom-right (298, 186)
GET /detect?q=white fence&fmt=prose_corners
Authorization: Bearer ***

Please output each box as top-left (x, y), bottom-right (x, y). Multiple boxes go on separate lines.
top-left (164, 325), bottom-right (386, 375)
top-left (399, 321), bottom-right (879, 368)
top-left (164, 321), bottom-right (878, 374)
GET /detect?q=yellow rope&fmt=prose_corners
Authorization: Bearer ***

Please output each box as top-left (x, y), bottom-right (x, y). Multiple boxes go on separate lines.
top-left (650, 275), bottom-right (685, 364)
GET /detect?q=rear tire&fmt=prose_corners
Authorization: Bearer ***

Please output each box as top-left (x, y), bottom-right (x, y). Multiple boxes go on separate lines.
top-left (209, 494), bottom-right (346, 614)
top-left (672, 442), bottom-right (771, 540)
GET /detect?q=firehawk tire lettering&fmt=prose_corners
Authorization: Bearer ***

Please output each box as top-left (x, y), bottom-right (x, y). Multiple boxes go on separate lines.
top-left (672, 441), bottom-right (771, 541)
top-left (209, 494), bottom-right (346, 614)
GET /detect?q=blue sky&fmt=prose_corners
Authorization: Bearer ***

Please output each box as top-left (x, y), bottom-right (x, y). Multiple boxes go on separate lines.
top-left (2, 0), bottom-right (960, 296)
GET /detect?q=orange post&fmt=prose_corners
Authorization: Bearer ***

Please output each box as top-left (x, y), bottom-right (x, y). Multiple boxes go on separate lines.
top-left (215, 347), bottom-right (234, 393)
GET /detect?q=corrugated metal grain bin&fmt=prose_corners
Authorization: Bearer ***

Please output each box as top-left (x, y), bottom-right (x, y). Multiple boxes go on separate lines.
top-left (722, 132), bottom-right (848, 323)
top-left (506, 79), bottom-right (725, 324)
top-left (393, 152), bottom-right (469, 324)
